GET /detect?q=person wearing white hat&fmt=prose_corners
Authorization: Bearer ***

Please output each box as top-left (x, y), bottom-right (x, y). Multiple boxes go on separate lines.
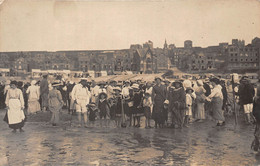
top-left (122, 80), bottom-right (131, 99)
top-left (71, 79), bottom-right (91, 127)
top-left (90, 80), bottom-right (100, 104)
top-left (26, 80), bottom-right (41, 115)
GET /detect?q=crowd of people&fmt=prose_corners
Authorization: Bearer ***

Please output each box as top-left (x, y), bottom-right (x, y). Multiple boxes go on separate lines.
top-left (1, 74), bottom-right (259, 134)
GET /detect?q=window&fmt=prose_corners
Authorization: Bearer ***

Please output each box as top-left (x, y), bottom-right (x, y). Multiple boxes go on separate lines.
top-left (251, 59), bottom-right (253, 61)
top-left (235, 54), bottom-right (238, 56)
top-left (235, 59), bottom-right (237, 62)
top-left (241, 59), bottom-right (243, 61)
top-left (245, 59), bottom-right (247, 61)
top-left (230, 54), bottom-right (233, 57)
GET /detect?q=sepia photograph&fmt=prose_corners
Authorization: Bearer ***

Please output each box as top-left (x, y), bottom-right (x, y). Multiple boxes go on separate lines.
top-left (0, 0), bottom-right (260, 165)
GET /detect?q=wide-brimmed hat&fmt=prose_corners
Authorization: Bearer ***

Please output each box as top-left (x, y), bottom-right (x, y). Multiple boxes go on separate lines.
top-left (209, 77), bottom-right (220, 84)
top-left (10, 80), bottom-right (17, 85)
top-left (204, 78), bottom-right (210, 83)
top-left (52, 82), bottom-right (61, 87)
top-left (163, 79), bottom-right (171, 83)
top-left (88, 102), bottom-right (96, 107)
top-left (186, 87), bottom-right (194, 93)
top-left (113, 86), bottom-right (121, 92)
top-left (98, 81), bottom-right (106, 86)
top-left (109, 80), bottom-right (116, 84)
top-left (164, 100), bottom-right (169, 105)
top-left (131, 83), bottom-right (139, 89)
top-left (197, 80), bottom-right (204, 86)
top-left (99, 92), bottom-right (108, 99)
top-left (31, 80), bottom-right (37, 85)
top-left (172, 80), bottom-right (182, 87)
top-left (155, 77), bottom-right (162, 81)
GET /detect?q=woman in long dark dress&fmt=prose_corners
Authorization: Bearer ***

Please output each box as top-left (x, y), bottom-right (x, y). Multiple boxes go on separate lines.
top-left (152, 77), bottom-right (167, 128)
top-left (169, 81), bottom-right (186, 128)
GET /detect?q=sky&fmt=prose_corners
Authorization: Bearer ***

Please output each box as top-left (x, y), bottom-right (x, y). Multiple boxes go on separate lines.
top-left (0, 0), bottom-right (260, 52)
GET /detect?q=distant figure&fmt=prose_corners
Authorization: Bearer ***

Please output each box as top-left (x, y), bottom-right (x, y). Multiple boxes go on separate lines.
top-left (48, 83), bottom-right (63, 126)
top-left (26, 80), bottom-right (41, 114)
top-left (40, 75), bottom-right (49, 111)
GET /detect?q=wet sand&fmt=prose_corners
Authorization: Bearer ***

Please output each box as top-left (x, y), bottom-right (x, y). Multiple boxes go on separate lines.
top-left (0, 110), bottom-right (258, 166)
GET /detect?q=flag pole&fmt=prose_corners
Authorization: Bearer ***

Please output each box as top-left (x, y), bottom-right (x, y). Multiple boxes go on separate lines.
top-left (231, 74), bottom-right (238, 125)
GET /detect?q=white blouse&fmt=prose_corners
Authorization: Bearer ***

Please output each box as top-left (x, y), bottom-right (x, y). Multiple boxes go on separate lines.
top-left (208, 85), bottom-right (223, 100)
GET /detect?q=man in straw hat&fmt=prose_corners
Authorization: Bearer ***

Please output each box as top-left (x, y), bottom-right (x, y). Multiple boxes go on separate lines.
top-left (71, 79), bottom-right (91, 127)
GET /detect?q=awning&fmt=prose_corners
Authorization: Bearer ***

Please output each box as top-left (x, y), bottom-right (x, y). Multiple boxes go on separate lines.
top-left (0, 68), bottom-right (10, 72)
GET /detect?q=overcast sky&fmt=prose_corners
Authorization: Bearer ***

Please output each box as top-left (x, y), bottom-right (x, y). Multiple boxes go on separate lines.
top-left (0, 0), bottom-right (260, 52)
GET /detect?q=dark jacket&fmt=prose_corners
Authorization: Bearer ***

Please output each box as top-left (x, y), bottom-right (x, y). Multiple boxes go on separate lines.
top-left (238, 83), bottom-right (255, 105)
top-left (253, 97), bottom-right (260, 122)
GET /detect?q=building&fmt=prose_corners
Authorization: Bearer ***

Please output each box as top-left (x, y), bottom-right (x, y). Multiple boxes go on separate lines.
top-left (184, 40), bottom-right (192, 49)
top-left (228, 44), bottom-right (259, 71)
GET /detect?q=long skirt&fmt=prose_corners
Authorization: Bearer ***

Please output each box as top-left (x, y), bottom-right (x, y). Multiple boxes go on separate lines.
top-left (41, 93), bottom-right (49, 108)
top-left (51, 111), bottom-right (60, 124)
top-left (211, 97), bottom-right (225, 121)
top-left (195, 102), bottom-right (205, 119)
top-left (7, 99), bottom-right (25, 129)
top-left (172, 107), bottom-right (185, 127)
top-left (27, 100), bottom-right (41, 114)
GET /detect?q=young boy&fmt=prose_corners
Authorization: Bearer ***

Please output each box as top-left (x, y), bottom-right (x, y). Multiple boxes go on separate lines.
top-left (98, 92), bottom-right (110, 127)
top-left (184, 87), bottom-right (193, 127)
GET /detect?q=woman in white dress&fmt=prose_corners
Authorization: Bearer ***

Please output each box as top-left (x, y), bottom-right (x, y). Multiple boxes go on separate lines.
top-left (194, 80), bottom-right (206, 121)
top-left (5, 80), bottom-right (26, 132)
top-left (26, 80), bottom-right (41, 114)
